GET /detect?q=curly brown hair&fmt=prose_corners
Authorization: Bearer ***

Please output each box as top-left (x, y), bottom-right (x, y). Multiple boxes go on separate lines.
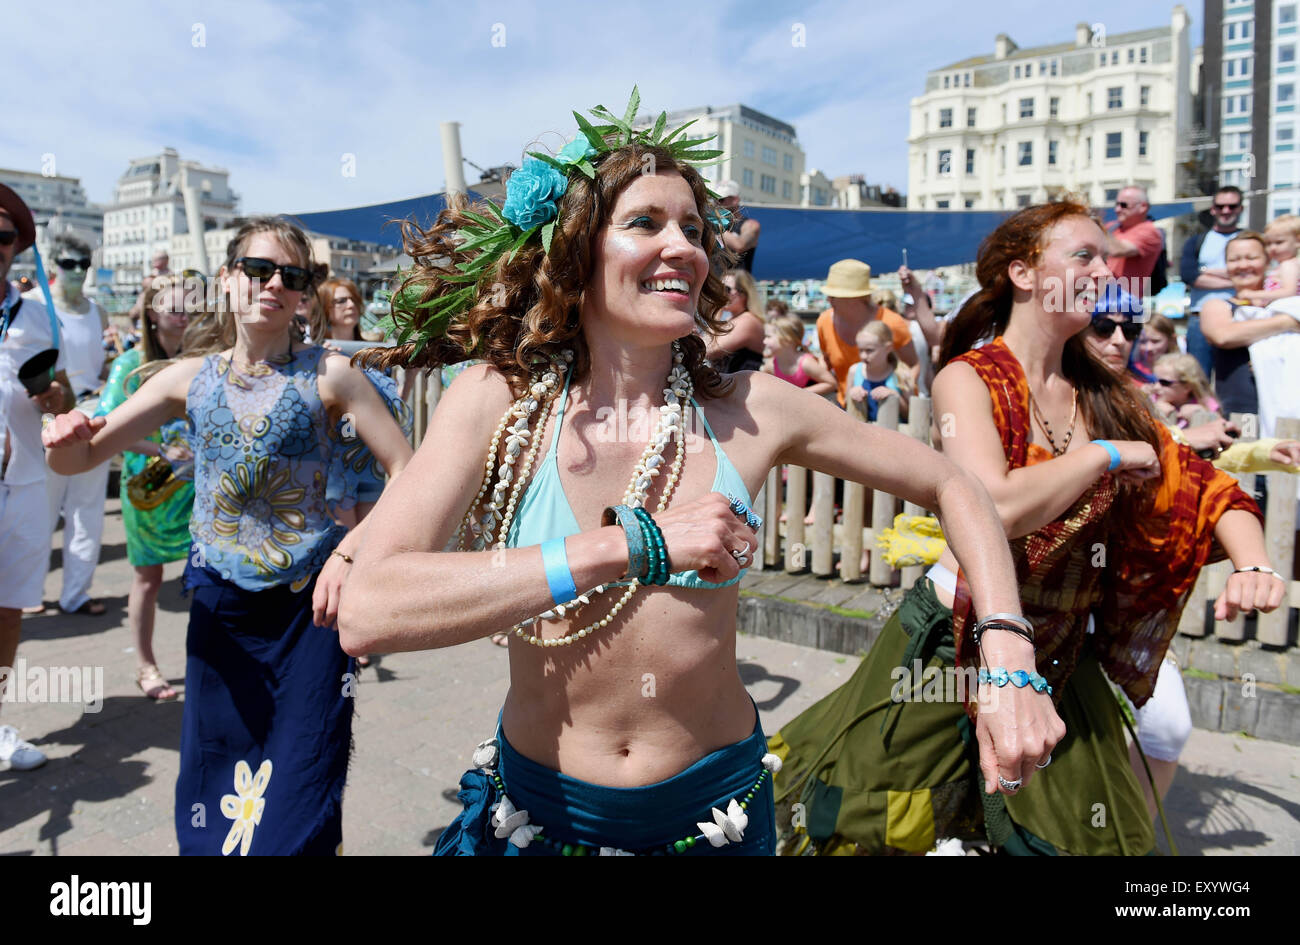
top-left (361, 145), bottom-right (737, 398)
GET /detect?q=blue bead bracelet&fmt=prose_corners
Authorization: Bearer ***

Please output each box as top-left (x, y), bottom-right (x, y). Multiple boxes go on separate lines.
top-left (979, 666), bottom-right (1053, 695)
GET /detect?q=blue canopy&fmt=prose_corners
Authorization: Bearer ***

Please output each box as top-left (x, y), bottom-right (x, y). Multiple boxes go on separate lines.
top-left (745, 201), bottom-right (1196, 281)
top-left (286, 191), bottom-right (481, 248)
top-left (289, 190), bottom-right (1194, 281)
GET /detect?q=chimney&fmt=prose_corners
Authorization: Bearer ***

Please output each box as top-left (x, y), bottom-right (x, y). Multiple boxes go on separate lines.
top-left (995, 34), bottom-right (1017, 60)
top-left (1076, 23), bottom-right (1091, 47)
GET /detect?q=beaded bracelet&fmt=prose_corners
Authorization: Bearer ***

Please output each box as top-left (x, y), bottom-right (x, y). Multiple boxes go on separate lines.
top-left (602, 505), bottom-right (649, 581)
top-left (632, 507), bottom-right (671, 586)
top-left (979, 666), bottom-right (1053, 695)
top-left (1233, 565), bottom-right (1285, 580)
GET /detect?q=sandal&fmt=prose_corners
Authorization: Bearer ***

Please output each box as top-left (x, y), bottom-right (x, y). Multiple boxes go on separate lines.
top-left (136, 664), bottom-right (177, 701)
top-left (66, 599), bottom-right (107, 616)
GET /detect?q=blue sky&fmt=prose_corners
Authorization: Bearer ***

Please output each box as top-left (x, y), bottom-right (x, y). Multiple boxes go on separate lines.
top-left (6, 0), bottom-right (1196, 215)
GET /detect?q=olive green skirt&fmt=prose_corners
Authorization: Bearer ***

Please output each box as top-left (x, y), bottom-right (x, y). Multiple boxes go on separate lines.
top-left (768, 579), bottom-right (1154, 855)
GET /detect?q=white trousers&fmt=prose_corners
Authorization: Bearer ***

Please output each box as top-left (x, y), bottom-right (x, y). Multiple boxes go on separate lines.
top-left (1128, 657), bottom-right (1193, 763)
top-left (44, 464), bottom-right (111, 612)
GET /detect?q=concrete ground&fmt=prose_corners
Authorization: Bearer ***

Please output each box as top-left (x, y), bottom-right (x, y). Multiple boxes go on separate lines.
top-left (2, 497), bottom-right (1297, 856)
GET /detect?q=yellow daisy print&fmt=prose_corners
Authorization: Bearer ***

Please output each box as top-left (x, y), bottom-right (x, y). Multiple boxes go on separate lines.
top-left (220, 759), bottom-right (273, 856)
top-left (211, 455), bottom-right (307, 575)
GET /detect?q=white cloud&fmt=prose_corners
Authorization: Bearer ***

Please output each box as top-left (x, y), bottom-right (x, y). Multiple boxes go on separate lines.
top-left (4, 0), bottom-right (1193, 219)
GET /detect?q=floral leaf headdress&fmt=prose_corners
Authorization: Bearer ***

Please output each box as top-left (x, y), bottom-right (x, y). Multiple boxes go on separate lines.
top-left (386, 86), bottom-right (726, 358)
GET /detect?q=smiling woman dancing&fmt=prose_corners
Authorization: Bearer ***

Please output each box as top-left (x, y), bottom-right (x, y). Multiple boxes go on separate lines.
top-left (769, 201), bottom-right (1286, 856)
top-left (44, 218), bottom-right (413, 855)
top-left (337, 91), bottom-right (1044, 857)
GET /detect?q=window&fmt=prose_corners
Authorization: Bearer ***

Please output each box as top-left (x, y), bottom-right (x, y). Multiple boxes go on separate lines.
top-left (1243, 21), bottom-right (1251, 39)
top-left (1018, 142), bottom-right (1033, 166)
top-left (762, 146), bottom-right (777, 165)
top-left (1283, 45), bottom-right (1297, 65)
top-left (742, 168), bottom-right (753, 188)
top-left (1108, 87), bottom-right (1123, 109)
top-left (760, 174), bottom-right (776, 195)
top-left (1243, 58), bottom-right (1252, 77)
top-left (782, 180), bottom-right (793, 200)
top-left (936, 200), bottom-right (950, 209)
top-left (964, 198), bottom-right (975, 208)
top-left (1050, 60), bottom-right (1058, 76)
top-left (1049, 140), bottom-right (1059, 165)
top-left (940, 108), bottom-right (953, 128)
top-left (1099, 52), bottom-right (1106, 67)
top-left (964, 73), bottom-right (971, 88)
top-left (1139, 47), bottom-right (1148, 64)
top-left (1227, 22), bottom-right (1236, 41)
top-left (783, 153), bottom-right (793, 171)
top-left (1242, 93), bottom-right (1253, 110)
top-left (944, 75), bottom-right (951, 89)
top-left (1019, 98), bottom-right (1034, 119)
top-left (1282, 85), bottom-right (1296, 104)
top-left (1227, 59), bottom-right (1236, 77)
top-left (1140, 85), bottom-right (1150, 107)
top-left (938, 150), bottom-right (952, 175)
top-left (743, 139), bottom-right (754, 158)
top-left (1111, 50), bottom-right (1118, 65)
top-left (1283, 4), bottom-right (1298, 25)
top-left (1279, 126), bottom-right (1294, 145)
top-left (1049, 96), bottom-right (1059, 118)
top-left (1017, 193), bottom-right (1032, 208)
top-left (1014, 64), bottom-right (1021, 79)
top-left (1106, 132), bottom-right (1122, 158)
top-left (1127, 47), bottom-right (1135, 63)
top-left (1085, 137), bottom-right (1092, 163)
top-left (1001, 103), bottom-right (1007, 122)
top-left (999, 144), bottom-right (1006, 170)
top-left (1239, 132), bottom-right (1252, 150)
top-left (966, 148), bottom-right (976, 174)
top-left (967, 106), bottom-right (977, 127)
top-left (1039, 61), bottom-right (1047, 75)
top-left (1226, 96), bottom-right (1236, 114)
top-left (1139, 131), bottom-right (1149, 157)
top-left (1104, 188), bottom-right (1120, 203)
top-left (1086, 92), bottom-right (1093, 113)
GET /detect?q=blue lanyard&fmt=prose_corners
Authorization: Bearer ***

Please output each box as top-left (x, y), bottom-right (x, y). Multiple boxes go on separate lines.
top-left (1, 245), bottom-right (63, 349)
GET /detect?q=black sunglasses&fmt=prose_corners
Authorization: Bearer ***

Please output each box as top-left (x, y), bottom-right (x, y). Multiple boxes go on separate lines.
top-left (234, 256), bottom-right (313, 292)
top-left (1213, 203), bottom-right (1242, 211)
top-left (1153, 377), bottom-right (1181, 387)
top-left (1115, 201), bottom-right (1131, 209)
top-left (1089, 317), bottom-right (1141, 341)
top-left (0, 230), bottom-right (17, 247)
top-left (56, 257), bottom-right (92, 271)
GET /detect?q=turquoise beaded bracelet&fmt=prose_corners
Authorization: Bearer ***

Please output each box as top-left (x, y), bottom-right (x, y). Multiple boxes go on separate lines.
top-left (632, 507), bottom-right (671, 586)
top-left (602, 505), bottom-right (649, 581)
top-left (978, 666), bottom-right (1053, 695)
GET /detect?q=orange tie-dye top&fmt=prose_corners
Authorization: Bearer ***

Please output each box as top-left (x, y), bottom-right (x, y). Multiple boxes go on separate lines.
top-left (950, 338), bottom-right (1260, 708)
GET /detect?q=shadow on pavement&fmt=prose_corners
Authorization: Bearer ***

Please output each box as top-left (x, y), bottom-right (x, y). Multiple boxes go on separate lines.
top-left (1157, 768), bottom-right (1300, 855)
top-left (0, 694), bottom-right (184, 854)
top-left (739, 660), bottom-right (800, 712)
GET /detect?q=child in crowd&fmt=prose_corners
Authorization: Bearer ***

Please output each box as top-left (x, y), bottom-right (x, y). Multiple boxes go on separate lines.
top-left (846, 321), bottom-right (909, 422)
top-left (1239, 214), bottom-right (1300, 305)
top-left (1133, 312), bottom-right (1179, 382)
top-left (762, 315), bottom-right (836, 396)
top-left (1150, 352), bottom-right (1220, 427)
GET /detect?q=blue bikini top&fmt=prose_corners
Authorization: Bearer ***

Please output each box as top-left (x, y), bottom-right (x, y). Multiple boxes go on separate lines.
top-left (506, 371), bottom-right (751, 589)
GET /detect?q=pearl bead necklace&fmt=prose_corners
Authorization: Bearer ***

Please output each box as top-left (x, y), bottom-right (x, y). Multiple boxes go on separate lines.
top-left (460, 343), bottom-right (693, 647)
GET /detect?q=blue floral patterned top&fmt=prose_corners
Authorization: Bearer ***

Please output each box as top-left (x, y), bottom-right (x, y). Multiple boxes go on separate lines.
top-left (186, 346), bottom-right (411, 592)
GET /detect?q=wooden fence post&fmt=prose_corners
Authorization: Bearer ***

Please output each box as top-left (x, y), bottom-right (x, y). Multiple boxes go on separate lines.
top-left (869, 395), bottom-right (900, 586)
top-left (901, 395), bottom-right (932, 589)
top-left (840, 395), bottom-right (869, 581)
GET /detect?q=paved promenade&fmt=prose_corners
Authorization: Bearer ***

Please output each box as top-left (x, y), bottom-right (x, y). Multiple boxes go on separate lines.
top-left (2, 498), bottom-right (1297, 856)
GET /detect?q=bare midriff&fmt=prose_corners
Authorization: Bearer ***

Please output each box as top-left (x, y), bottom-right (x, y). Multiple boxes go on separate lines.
top-left (501, 585), bottom-right (755, 787)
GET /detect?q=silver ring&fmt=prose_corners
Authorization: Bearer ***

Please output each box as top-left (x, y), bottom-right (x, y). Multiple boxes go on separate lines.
top-left (998, 775), bottom-right (1023, 792)
top-left (730, 541), bottom-right (752, 561)
top-left (1035, 755), bottom-right (1052, 769)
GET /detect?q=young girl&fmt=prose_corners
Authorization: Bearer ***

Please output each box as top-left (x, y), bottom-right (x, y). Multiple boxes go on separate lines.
top-left (762, 314), bottom-right (835, 396)
top-left (846, 320), bottom-right (909, 422)
top-left (1239, 214), bottom-right (1300, 305)
top-left (44, 217), bottom-right (413, 855)
top-left (1133, 312), bottom-right (1178, 382)
top-left (1150, 353), bottom-right (1220, 427)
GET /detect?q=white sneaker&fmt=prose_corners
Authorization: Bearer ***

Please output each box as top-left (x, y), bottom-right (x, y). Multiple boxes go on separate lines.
top-left (0, 725), bottom-right (47, 771)
top-left (925, 837), bottom-right (965, 856)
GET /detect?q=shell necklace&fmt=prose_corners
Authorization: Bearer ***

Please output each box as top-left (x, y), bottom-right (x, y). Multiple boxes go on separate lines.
top-left (457, 343), bottom-right (693, 647)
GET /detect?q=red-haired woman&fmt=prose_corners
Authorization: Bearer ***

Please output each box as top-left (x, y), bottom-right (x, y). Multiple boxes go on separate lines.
top-left (770, 201), bottom-right (1286, 856)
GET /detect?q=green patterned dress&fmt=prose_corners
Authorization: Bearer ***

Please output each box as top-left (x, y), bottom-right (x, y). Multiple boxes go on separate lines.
top-left (96, 347), bottom-right (196, 566)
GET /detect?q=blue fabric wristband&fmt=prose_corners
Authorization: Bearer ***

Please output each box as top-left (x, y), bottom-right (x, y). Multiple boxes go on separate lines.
top-left (540, 537), bottom-right (579, 606)
top-left (1091, 439), bottom-right (1121, 472)
top-left (602, 505), bottom-right (648, 581)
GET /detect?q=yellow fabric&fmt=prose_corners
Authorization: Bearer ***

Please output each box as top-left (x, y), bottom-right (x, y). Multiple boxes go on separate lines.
top-left (876, 513), bottom-right (947, 568)
top-left (884, 788), bottom-right (936, 852)
top-left (1213, 438), bottom-right (1299, 474)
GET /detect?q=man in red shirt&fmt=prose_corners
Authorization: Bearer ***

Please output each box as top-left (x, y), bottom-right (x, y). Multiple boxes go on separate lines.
top-left (1101, 186), bottom-right (1164, 294)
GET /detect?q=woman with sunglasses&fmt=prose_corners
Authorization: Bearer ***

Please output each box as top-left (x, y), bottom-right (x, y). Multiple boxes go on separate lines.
top-left (771, 201), bottom-right (1284, 856)
top-left (705, 268), bottom-right (766, 373)
top-left (91, 273), bottom-right (201, 700)
top-left (43, 217), bottom-right (413, 856)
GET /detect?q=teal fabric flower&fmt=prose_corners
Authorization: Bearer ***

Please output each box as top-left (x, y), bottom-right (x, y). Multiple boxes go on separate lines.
top-left (557, 138), bottom-right (597, 166)
top-left (503, 159), bottom-right (568, 230)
